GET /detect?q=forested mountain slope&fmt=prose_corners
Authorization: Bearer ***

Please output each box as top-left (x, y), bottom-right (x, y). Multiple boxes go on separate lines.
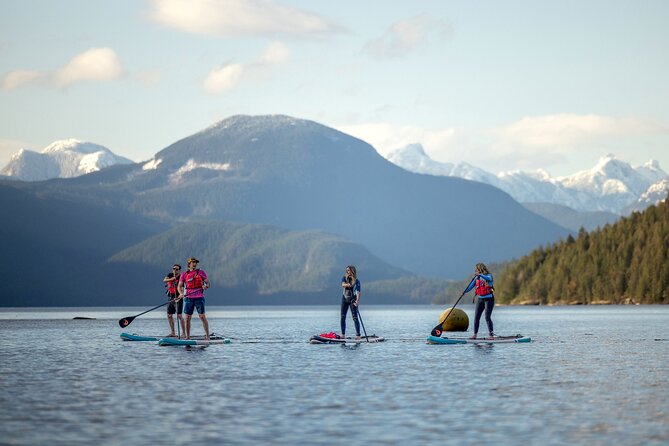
top-left (496, 194), bottom-right (669, 304)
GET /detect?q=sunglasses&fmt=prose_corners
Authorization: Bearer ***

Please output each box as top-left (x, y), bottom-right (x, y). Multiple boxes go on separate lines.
top-left (173, 267), bottom-right (181, 271)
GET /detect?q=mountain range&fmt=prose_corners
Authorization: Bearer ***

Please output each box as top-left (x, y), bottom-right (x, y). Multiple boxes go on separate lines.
top-left (1, 115), bottom-right (570, 305)
top-left (386, 144), bottom-right (669, 217)
top-left (0, 139), bottom-right (133, 181)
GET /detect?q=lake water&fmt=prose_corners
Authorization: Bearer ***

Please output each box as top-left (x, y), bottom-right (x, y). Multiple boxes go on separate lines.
top-left (1, 305), bottom-right (668, 445)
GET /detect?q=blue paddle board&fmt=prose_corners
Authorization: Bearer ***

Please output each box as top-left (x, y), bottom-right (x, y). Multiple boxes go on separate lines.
top-left (427, 334), bottom-right (531, 344)
top-left (158, 337), bottom-right (231, 346)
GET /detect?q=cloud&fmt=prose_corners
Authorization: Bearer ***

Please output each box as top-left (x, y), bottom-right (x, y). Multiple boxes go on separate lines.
top-left (363, 15), bottom-right (452, 59)
top-left (54, 47), bottom-right (124, 88)
top-left (203, 63), bottom-right (244, 94)
top-left (496, 114), bottom-right (668, 148)
top-left (1, 48), bottom-right (124, 91)
top-left (1, 69), bottom-right (45, 90)
top-left (202, 41), bottom-right (290, 94)
top-left (336, 122), bottom-right (457, 157)
top-left (149, 0), bottom-right (339, 37)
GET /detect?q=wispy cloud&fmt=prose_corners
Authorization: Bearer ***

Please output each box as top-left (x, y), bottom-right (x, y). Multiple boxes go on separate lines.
top-left (1, 69), bottom-right (44, 90)
top-left (149, 0), bottom-right (339, 37)
top-left (1, 47), bottom-right (124, 90)
top-left (496, 114), bottom-right (668, 148)
top-left (203, 63), bottom-right (244, 94)
top-left (363, 15), bottom-right (452, 59)
top-left (336, 122), bottom-right (457, 157)
top-left (203, 41), bottom-right (290, 94)
top-left (53, 48), bottom-right (124, 88)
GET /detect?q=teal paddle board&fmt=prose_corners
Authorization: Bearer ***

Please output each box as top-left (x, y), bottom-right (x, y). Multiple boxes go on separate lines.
top-left (120, 332), bottom-right (226, 342)
top-left (158, 337), bottom-right (231, 346)
top-left (427, 334), bottom-right (531, 344)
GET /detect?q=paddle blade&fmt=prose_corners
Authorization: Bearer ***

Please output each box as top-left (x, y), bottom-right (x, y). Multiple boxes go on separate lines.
top-left (118, 316), bottom-right (135, 328)
top-left (430, 324), bottom-right (442, 337)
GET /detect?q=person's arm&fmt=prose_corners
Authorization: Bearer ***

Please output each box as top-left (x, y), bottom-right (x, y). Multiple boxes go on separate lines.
top-left (354, 280), bottom-right (361, 306)
top-left (479, 273), bottom-right (493, 284)
top-left (464, 276), bottom-right (477, 294)
top-left (342, 276), bottom-right (351, 288)
top-left (202, 271), bottom-right (210, 290)
top-left (177, 279), bottom-right (184, 299)
top-left (163, 274), bottom-right (175, 284)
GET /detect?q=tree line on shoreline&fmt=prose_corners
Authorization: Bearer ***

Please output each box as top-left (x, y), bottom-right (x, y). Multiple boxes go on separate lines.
top-left (494, 195), bottom-right (669, 305)
top-left (432, 194), bottom-right (669, 306)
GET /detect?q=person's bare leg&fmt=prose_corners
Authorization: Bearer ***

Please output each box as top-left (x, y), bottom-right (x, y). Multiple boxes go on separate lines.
top-left (200, 314), bottom-right (210, 340)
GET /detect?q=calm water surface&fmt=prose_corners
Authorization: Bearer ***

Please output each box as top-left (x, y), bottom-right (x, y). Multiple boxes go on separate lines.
top-left (1, 305), bottom-right (668, 445)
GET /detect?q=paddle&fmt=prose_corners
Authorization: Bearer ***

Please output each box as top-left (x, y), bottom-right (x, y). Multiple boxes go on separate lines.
top-left (118, 298), bottom-right (176, 328)
top-left (430, 277), bottom-right (476, 337)
top-left (355, 304), bottom-right (370, 343)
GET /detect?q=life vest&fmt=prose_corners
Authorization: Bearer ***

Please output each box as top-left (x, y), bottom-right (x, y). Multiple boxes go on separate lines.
top-left (319, 332), bottom-right (338, 339)
top-left (183, 269), bottom-right (205, 290)
top-left (166, 274), bottom-right (178, 294)
top-left (475, 276), bottom-right (494, 297)
top-left (342, 277), bottom-right (359, 302)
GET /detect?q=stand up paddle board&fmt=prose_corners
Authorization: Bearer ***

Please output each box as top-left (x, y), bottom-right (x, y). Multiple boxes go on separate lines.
top-left (427, 334), bottom-right (531, 344)
top-left (120, 332), bottom-right (225, 342)
top-left (309, 334), bottom-right (384, 344)
top-left (158, 337), bottom-right (231, 346)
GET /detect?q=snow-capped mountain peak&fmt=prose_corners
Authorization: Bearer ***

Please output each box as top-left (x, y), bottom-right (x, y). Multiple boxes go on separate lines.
top-left (1, 139), bottom-right (133, 181)
top-left (382, 145), bottom-right (668, 214)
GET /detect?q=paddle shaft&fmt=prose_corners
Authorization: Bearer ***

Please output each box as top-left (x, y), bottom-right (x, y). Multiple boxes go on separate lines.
top-left (432, 277), bottom-right (476, 336)
top-left (356, 304), bottom-right (370, 343)
top-left (119, 298), bottom-right (176, 328)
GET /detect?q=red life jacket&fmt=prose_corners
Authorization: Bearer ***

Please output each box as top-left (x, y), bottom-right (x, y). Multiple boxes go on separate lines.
top-left (183, 269), bottom-right (205, 290)
top-left (167, 275), bottom-right (178, 294)
top-left (475, 277), bottom-right (494, 296)
top-left (319, 332), bottom-right (338, 339)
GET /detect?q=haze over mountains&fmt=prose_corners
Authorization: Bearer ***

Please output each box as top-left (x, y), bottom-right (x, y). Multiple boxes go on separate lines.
top-left (1, 115), bottom-right (571, 306)
top-left (386, 144), bottom-right (669, 217)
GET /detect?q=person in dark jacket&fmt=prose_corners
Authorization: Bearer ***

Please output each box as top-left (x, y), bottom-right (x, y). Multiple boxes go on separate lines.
top-left (340, 265), bottom-right (361, 340)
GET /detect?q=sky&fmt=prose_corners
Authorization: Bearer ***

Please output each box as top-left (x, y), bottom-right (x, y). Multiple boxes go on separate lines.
top-left (1, 0), bottom-right (668, 177)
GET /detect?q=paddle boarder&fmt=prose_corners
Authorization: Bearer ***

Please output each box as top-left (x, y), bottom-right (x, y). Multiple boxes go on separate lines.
top-left (177, 257), bottom-right (211, 340)
top-left (340, 265), bottom-right (362, 340)
top-left (163, 263), bottom-right (184, 337)
top-left (465, 263), bottom-right (496, 340)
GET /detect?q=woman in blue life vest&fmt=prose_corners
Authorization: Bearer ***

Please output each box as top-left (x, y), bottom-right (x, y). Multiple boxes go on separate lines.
top-left (340, 265), bottom-right (361, 340)
top-left (464, 263), bottom-right (496, 340)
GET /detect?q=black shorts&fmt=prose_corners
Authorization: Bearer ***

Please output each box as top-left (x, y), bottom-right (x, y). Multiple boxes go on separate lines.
top-left (167, 295), bottom-right (183, 315)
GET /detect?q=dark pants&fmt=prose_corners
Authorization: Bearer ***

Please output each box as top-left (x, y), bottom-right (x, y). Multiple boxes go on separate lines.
top-left (473, 296), bottom-right (495, 334)
top-left (167, 293), bottom-right (183, 315)
top-left (340, 297), bottom-right (360, 336)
